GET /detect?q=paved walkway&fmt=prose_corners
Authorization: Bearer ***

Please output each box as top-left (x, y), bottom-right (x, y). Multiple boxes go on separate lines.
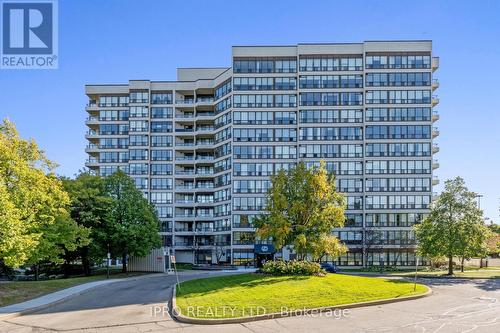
top-left (0, 274), bottom-right (498, 332)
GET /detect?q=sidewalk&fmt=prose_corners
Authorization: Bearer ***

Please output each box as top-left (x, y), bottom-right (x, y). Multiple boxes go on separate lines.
top-left (0, 273), bottom-right (165, 321)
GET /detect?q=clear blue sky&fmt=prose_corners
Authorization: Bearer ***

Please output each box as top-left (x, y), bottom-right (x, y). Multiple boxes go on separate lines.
top-left (1, 0), bottom-right (499, 222)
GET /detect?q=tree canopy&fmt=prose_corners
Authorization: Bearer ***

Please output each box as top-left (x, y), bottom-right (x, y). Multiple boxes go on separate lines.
top-left (254, 161), bottom-right (347, 261)
top-left (103, 170), bottom-right (162, 272)
top-left (415, 177), bottom-right (491, 274)
top-left (0, 119), bottom-right (88, 268)
top-left (61, 172), bottom-right (112, 275)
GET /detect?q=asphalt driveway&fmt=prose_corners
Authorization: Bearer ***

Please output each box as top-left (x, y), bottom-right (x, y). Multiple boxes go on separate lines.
top-left (0, 273), bottom-right (498, 332)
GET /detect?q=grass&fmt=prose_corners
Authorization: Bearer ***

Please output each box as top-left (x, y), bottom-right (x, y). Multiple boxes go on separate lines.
top-left (0, 271), bottom-right (147, 307)
top-left (175, 273), bottom-right (428, 319)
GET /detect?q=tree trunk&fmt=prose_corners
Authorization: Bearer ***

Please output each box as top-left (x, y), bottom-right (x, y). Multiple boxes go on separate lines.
top-left (34, 264), bottom-right (39, 281)
top-left (448, 256), bottom-right (453, 275)
top-left (461, 257), bottom-right (465, 272)
top-left (81, 246), bottom-right (91, 276)
top-left (63, 260), bottom-right (70, 278)
top-left (122, 252), bottom-right (127, 273)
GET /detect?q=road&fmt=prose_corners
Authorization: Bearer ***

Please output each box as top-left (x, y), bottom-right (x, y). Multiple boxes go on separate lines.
top-left (0, 273), bottom-right (499, 333)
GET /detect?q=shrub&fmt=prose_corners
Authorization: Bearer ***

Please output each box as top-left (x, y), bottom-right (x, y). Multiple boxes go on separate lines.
top-left (260, 260), bottom-right (325, 276)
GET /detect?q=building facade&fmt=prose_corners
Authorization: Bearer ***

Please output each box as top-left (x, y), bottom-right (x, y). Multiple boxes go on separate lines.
top-left (85, 41), bottom-right (439, 267)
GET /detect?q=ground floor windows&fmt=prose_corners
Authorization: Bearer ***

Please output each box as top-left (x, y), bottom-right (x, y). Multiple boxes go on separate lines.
top-left (233, 249), bottom-right (254, 266)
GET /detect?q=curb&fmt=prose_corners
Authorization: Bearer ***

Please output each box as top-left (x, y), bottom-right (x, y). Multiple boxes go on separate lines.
top-left (170, 281), bottom-right (433, 325)
top-left (0, 273), bottom-right (165, 321)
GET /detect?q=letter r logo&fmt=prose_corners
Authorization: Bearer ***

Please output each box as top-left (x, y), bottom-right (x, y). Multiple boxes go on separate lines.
top-left (2, 1), bottom-right (53, 54)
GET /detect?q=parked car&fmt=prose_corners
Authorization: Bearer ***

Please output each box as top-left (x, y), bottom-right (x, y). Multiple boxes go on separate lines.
top-left (320, 262), bottom-right (338, 273)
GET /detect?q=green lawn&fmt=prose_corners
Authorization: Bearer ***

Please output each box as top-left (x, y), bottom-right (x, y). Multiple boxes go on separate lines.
top-left (175, 273), bottom-right (428, 319)
top-left (0, 271), bottom-right (146, 307)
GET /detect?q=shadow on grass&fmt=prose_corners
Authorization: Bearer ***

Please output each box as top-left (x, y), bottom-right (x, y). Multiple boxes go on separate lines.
top-left (177, 273), bottom-right (310, 298)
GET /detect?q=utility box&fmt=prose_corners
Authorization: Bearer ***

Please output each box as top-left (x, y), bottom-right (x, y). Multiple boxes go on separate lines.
top-left (128, 248), bottom-right (165, 272)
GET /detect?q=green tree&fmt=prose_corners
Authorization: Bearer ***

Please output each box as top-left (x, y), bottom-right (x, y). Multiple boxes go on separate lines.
top-left (415, 177), bottom-right (490, 275)
top-left (486, 223), bottom-right (500, 258)
top-left (61, 173), bottom-right (112, 276)
top-left (254, 161), bottom-right (347, 261)
top-left (103, 170), bottom-right (161, 272)
top-left (0, 119), bottom-right (88, 270)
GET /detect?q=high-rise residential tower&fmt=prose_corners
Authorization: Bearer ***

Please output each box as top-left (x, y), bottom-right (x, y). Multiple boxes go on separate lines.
top-left (85, 40), bottom-right (439, 267)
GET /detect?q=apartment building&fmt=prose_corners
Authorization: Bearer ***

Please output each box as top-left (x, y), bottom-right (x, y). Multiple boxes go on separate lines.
top-left (85, 40), bottom-right (439, 267)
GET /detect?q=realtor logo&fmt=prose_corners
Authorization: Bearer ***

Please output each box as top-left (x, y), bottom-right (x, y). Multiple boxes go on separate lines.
top-left (1, 0), bottom-right (58, 69)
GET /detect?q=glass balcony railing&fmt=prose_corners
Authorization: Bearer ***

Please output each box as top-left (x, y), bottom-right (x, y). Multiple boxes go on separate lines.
top-left (176, 98), bottom-right (195, 104)
top-left (196, 97), bottom-right (215, 103)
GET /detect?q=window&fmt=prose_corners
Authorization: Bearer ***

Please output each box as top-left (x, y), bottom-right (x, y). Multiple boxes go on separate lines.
top-left (129, 106), bottom-right (148, 118)
top-left (151, 92), bottom-right (172, 104)
top-left (150, 164), bottom-right (173, 175)
top-left (151, 121), bottom-right (172, 133)
top-left (151, 107), bottom-right (173, 118)
top-left (150, 192), bottom-right (173, 204)
top-left (215, 80), bottom-right (232, 100)
top-left (130, 91), bottom-right (148, 103)
top-left (366, 54), bottom-right (431, 69)
top-left (365, 108), bottom-right (431, 121)
top-left (300, 109), bottom-right (362, 123)
top-left (151, 150), bottom-right (172, 161)
top-left (150, 178), bottom-right (172, 190)
top-left (234, 58), bottom-right (297, 73)
top-left (299, 92), bottom-right (363, 106)
top-left (299, 56), bottom-right (362, 71)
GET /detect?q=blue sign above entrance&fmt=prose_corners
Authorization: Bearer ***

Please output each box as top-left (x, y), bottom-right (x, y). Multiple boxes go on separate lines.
top-left (254, 244), bottom-right (275, 254)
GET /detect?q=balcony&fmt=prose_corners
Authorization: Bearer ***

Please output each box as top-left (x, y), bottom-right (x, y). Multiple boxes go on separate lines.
top-left (433, 176), bottom-right (440, 186)
top-left (176, 199), bottom-right (195, 204)
top-left (174, 242), bottom-right (194, 248)
top-left (432, 143), bottom-right (440, 153)
top-left (176, 98), bottom-right (195, 105)
top-left (432, 127), bottom-right (440, 138)
top-left (175, 213), bottom-right (195, 219)
top-left (85, 144), bottom-right (99, 153)
top-left (432, 159), bottom-right (440, 169)
top-left (432, 79), bottom-right (439, 90)
top-left (196, 97), bottom-right (215, 104)
top-left (175, 128), bottom-right (195, 134)
top-left (85, 130), bottom-right (99, 138)
top-left (196, 184), bottom-right (214, 189)
top-left (432, 57), bottom-right (439, 72)
top-left (195, 227), bottom-right (214, 234)
top-left (176, 113), bottom-right (195, 119)
top-left (176, 155), bottom-right (195, 161)
top-left (196, 112), bottom-right (215, 118)
top-left (176, 185), bottom-right (195, 191)
top-left (196, 155), bottom-right (214, 162)
top-left (175, 170), bottom-right (195, 175)
top-left (197, 140), bottom-right (214, 146)
top-left (432, 110), bottom-right (440, 122)
top-left (432, 96), bottom-right (439, 106)
top-left (85, 116), bottom-right (99, 125)
top-left (196, 126), bottom-right (215, 133)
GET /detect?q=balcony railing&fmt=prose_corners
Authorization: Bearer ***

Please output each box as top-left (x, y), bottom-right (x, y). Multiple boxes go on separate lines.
top-left (176, 185), bottom-right (195, 190)
top-left (432, 110), bottom-right (440, 122)
top-left (176, 99), bottom-right (195, 104)
top-left (432, 57), bottom-right (439, 71)
top-left (196, 97), bottom-right (215, 103)
top-left (176, 113), bottom-right (195, 119)
top-left (432, 78), bottom-right (439, 90)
